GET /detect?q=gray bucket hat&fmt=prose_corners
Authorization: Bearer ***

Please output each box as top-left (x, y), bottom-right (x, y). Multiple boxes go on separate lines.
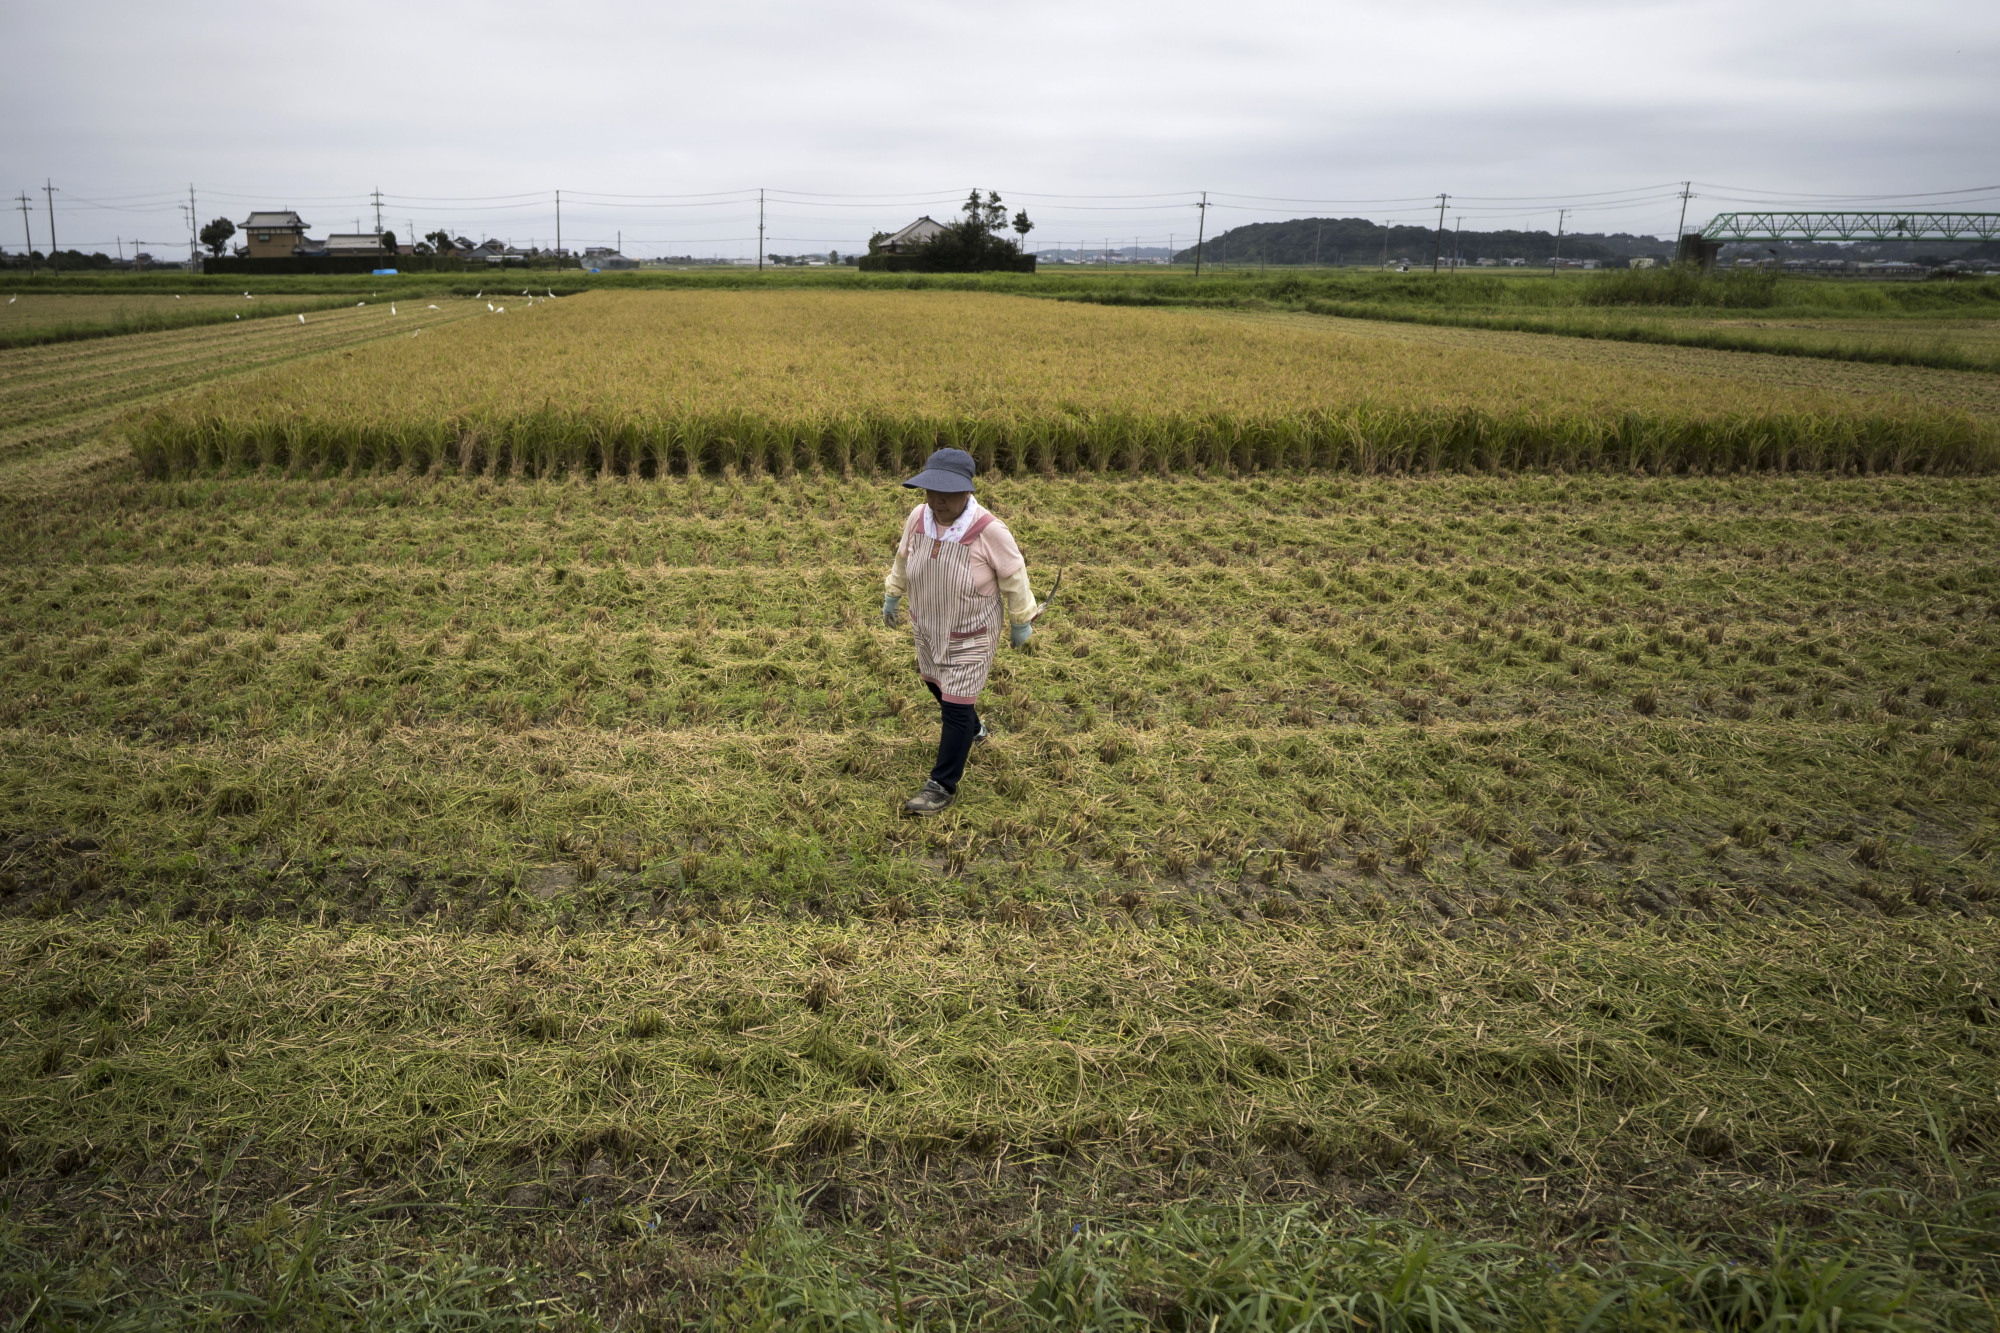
top-left (902, 448), bottom-right (976, 492)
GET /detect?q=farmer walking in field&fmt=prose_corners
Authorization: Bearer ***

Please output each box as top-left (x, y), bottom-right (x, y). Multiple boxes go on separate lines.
top-left (881, 448), bottom-right (1039, 815)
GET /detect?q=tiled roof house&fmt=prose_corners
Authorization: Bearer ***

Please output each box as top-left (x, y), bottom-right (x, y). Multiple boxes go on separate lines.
top-left (877, 216), bottom-right (949, 254)
top-left (239, 211), bottom-right (310, 258)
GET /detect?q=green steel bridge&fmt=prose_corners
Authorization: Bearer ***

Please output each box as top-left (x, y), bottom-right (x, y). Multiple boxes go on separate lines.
top-left (1698, 212), bottom-right (2000, 243)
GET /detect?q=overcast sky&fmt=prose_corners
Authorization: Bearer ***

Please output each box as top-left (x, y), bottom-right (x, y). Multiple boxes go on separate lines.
top-left (6, 0), bottom-right (1997, 259)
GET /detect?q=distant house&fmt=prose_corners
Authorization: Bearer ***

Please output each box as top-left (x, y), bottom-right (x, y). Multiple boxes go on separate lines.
top-left (325, 233), bottom-right (391, 257)
top-left (240, 211), bottom-right (310, 258)
top-left (876, 216), bottom-right (949, 254)
top-left (584, 246), bottom-right (637, 270)
top-left (452, 239), bottom-right (535, 265)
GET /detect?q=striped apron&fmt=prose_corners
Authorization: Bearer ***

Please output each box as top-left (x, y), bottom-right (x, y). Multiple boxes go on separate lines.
top-left (907, 512), bottom-right (1000, 705)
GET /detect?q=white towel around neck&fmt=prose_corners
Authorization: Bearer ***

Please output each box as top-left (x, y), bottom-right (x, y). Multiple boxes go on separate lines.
top-left (919, 495), bottom-right (986, 544)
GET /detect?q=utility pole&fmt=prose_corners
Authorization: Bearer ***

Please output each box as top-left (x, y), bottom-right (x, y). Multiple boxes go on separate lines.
top-left (757, 188), bottom-right (765, 271)
top-left (15, 193), bottom-right (33, 273)
top-left (1431, 193), bottom-right (1449, 273)
top-left (1551, 208), bottom-right (1568, 273)
top-left (555, 189), bottom-right (562, 270)
top-left (1314, 220), bottom-right (1322, 268)
top-left (1674, 181), bottom-right (1694, 263)
top-left (1451, 216), bottom-right (1462, 270)
top-left (371, 187), bottom-right (384, 235)
top-left (1193, 192), bottom-right (1208, 277)
top-left (43, 179), bottom-right (59, 275)
top-left (189, 184), bottom-right (199, 267)
top-left (1381, 220), bottom-right (1389, 269)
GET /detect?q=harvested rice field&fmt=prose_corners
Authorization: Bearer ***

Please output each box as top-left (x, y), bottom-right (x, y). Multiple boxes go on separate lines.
top-left (1, 287), bottom-right (1997, 1329)
top-left (1233, 309), bottom-right (2000, 424)
top-left (0, 297), bottom-right (482, 465)
top-left (0, 289), bottom-right (375, 350)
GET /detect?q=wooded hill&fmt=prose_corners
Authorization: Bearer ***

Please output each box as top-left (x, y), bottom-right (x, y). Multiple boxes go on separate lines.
top-left (1172, 217), bottom-right (1672, 267)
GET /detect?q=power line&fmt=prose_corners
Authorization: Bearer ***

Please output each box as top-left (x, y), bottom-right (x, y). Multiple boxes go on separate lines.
top-left (1689, 181), bottom-right (2000, 202)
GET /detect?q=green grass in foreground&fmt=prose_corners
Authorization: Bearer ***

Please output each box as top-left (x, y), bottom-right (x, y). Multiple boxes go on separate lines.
top-left (2, 915), bottom-right (1996, 1328)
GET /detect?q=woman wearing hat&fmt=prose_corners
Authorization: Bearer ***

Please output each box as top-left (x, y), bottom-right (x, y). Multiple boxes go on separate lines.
top-left (881, 448), bottom-right (1038, 815)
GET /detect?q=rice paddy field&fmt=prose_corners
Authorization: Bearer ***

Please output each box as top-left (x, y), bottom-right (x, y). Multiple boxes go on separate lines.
top-left (1, 299), bottom-right (483, 467)
top-left (1061, 267), bottom-right (2000, 375)
top-left (1289, 308), bottom-right (2000, 377)
top-left (0, 290), bottom-right (374, 350)
top-left (128, 290), bottom-right (1995, 477)
top-left (1, 285), bottom-right (1998, 1329)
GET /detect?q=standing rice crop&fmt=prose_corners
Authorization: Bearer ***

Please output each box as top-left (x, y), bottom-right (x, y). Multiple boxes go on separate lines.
top-left (129, 290), bottom-right (1996, 478)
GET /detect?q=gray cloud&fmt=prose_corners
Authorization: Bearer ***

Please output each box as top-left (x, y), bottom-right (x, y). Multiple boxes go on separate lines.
top-left (5, 0), bottom-right (1995, 257)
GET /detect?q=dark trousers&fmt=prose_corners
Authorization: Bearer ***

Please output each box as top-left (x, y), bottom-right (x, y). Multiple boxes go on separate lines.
top-left (924, 679), bottom-right (979, 793)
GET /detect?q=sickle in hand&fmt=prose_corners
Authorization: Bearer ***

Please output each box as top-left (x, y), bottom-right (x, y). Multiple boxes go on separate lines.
top-left (1026, 566), bottom-right (1065, 623)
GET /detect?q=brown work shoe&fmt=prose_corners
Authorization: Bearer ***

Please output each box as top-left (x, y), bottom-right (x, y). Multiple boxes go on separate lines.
top-left (902, 780), bottom-right (955, 815)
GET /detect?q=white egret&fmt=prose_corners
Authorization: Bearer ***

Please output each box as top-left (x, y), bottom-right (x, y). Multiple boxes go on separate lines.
top-left (487, 302), bottom-right (494, 311)
top-left (298, 314), bottom-right (306, 323)
top-left (427, 304), bottom-right (438, 310)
